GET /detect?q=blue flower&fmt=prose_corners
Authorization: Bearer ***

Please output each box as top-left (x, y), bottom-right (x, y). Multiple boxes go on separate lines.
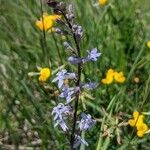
top-left (68, 56), bottom-right (83, 64)
top-left (52, 69), bottom-right (76, 89)
top-left (73, 135), bottom-right (88, 149)
top-left (78, 113), bottom-right (96, 131)
top-left (54, 119), bottom-right (69, 132)
top-left (65, 72), bottom-right (76, 80)
top-left (87, 48), bottom-right (101, 61)
top-left (68, 48), bottom-right (101, 64)
top-left (81, 82), bottom-right (97, 90)
top-left (52, 103), bottom-right (71, 131)
top-left (60, 86), bottom-right (75, 103)
top-left (52, 70), bottom-right (67, 88)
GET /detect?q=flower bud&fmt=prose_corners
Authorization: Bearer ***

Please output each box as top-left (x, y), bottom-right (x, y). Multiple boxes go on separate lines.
top-left (46, 0), bottom-right (58, 8)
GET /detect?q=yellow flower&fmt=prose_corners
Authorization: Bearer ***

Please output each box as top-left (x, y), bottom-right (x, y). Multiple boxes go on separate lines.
top-left (107, 69), bottom-right (115, 76)
top-left (137, 123), bottom-right (148, 137)
top-left (133, 111), bottom-right (139, 118)
top-left (128, 111), bottom-right (149, 138)
top-left (36, 15), bottom-right (54, 31)
top-left (136, 115), bottom-right (144, 127)
top-left (137, 130), bottom-right (145, 137)
top-left (101, 76), bottom-right (113, 84)
top-left (102, 69), bottom-right (126, 84)
top-left (128, 111), bottom-right (144, 127)
top-left (39, 68), bottom-right (51, 82)
top-left (147, 41), bottom-right (150, 48)
top-left (101, 69), bottom-right (114, 84)
top-left (49, 14), bottom-right (62, 21)
top-left (99, 0), bottom-right (107, 6)
top-left (35, 13), bottom-right (61, 31)
top-left (114, 71), bottom-right (125, 83)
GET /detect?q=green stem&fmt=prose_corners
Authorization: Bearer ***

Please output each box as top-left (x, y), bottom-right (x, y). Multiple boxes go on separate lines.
top-left (40, 0), bottom-right (51, 65)
top-left (51, 32), bottom-right (63, 64)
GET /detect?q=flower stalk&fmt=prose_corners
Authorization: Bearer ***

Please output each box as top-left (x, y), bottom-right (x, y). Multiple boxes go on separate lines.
top-left (39, 0), bottom-right (56, 65)
top-left (61, 10), bottom-right (82, 149)
top-left (47, 1), bottom-right (101, 149)
top-left (40, 0), bottom-right (48, 64)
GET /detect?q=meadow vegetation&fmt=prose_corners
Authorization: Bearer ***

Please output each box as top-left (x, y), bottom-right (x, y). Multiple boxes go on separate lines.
top-left (0, 0), bottom-right (150, 149)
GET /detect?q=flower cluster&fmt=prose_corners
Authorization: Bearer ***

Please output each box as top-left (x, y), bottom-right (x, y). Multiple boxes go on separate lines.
top-left (46, 1), bottom-right (101, 148)
top-left (51, 58), bottom-right (99, 148)
top-left (35, 13), bottom-right (61, 31)
top-left (128, 111), bottom-right (149, 137)
top-left (101, 69), bottom-right (126, 84)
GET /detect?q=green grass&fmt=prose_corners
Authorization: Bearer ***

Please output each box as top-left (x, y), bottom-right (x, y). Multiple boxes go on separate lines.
top-left (0, 0), bottom-right (150, 149)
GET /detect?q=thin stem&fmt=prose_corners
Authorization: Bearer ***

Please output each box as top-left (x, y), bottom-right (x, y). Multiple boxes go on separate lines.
top-left (70, 64), bottom-right (81, 150)
top-left (40, 0), bottom-right (52, 64)
top-left (51, 32), bottom-right (63, 64)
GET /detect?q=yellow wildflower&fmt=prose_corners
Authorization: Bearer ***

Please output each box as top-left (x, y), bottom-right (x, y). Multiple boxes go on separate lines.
top-left (107, 69), bottom-right (115, 76)
top-left (101, 69), bottom-right (125, 84)
top-left (129, 115), bottom-right (143, 127)
top-left (39, 68), bottom-right (51, 82)
top-left (49, 15), bottom-right (62, 21)
top-left (133, 111), bottom-right (139, 118)
top-left (114, 72), bottom-right (126, 83)
top-left (146, 41), bottom-right (150, 48)
top-left (128, 111), bottom-right (149, 138)
top-left (137, 123), bottom-right (148, 137)
top-left (99, 0), bottom-right (107, 6)
top-left (101, 69), bottom-right (114, 84)
top-left (35, 13), bottom-right (61, 31)
top-left (128, 111), bottom-right (144, 127)
top-left (101, 76), bottom-right (113, 84)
